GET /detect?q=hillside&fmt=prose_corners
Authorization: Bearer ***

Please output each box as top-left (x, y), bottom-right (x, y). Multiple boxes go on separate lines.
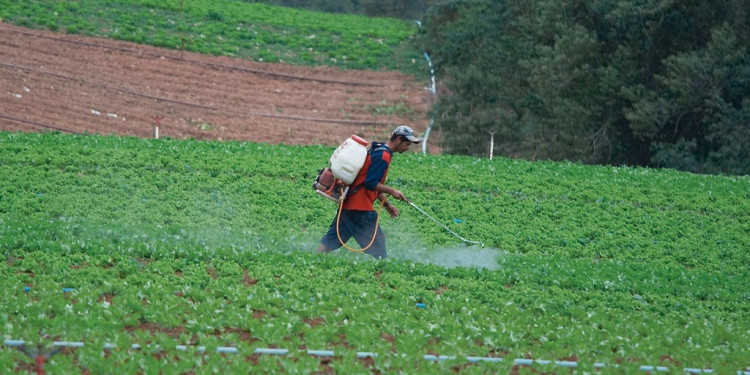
top-left (0, 23), bottom-right (432, 149)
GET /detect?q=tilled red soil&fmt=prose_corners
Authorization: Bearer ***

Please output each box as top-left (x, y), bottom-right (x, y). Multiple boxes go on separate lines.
top-left (0, 23), bottom-right (434, 149)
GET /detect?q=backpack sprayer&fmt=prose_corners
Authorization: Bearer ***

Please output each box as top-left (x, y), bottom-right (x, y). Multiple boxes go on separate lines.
top-left (313, 135), bottom-right (369, 203)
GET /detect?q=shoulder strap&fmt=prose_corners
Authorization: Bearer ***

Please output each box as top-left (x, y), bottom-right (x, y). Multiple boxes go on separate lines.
top-left (346, 144), bottom-right (390, 198)
top-left (369, 144), bottom-right (389, 155)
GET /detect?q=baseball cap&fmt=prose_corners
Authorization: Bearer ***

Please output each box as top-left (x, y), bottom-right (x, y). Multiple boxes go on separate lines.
top-left (393, 125), bottom-right (422, 143)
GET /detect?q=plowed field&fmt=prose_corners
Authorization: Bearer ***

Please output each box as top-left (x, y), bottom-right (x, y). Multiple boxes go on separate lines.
top-left (0, 23), bottom-right (433, 149)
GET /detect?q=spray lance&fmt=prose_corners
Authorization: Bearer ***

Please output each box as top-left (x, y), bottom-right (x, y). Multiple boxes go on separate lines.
top-left (406, 200), bottom-right (485, 248)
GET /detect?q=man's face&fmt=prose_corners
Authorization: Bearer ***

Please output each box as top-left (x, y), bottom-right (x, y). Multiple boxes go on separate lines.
top-left (394, 139), bottom-right (413, 153)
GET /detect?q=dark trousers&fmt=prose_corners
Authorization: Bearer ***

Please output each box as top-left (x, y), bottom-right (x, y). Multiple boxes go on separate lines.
top-left (320, 210), bottom-right (386, 258)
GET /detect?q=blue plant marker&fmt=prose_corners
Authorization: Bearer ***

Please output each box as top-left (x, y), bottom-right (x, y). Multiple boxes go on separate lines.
top-left (23, 286), bottom-right (31, 293)
top-left (454, 219), bottom-right (461, 224)
top-left (62, 288), bottom-right (75, 293)
top-left (416, 303), bottom-right (426, 308)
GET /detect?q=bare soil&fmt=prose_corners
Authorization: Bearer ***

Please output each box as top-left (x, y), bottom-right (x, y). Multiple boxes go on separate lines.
top-left (0, 23), bottom-right (435, 150)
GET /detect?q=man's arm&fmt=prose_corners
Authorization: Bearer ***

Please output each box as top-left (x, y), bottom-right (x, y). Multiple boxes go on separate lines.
top-left (374, 183), bottom-right (405, 201)
top-left (366, 148), bottom-right (405, 202)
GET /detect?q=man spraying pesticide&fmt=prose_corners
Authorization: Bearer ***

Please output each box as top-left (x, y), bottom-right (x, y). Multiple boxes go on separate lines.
top-left (314, 126), bottom-right (420, 258)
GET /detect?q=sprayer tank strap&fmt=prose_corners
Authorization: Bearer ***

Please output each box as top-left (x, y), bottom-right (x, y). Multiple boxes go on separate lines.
top-left (346, 144), bottom-right (391, 199)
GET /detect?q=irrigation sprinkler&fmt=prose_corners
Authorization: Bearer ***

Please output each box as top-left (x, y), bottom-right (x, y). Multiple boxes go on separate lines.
top-left (12, 342), bottom-right (62, 375)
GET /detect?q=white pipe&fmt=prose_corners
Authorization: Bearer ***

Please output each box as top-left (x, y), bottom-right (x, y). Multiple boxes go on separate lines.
top-left (424, 354), bottom-right (456, 361)
top-left (254, 348), bottom-right (288, 355)
top-left (53, 341), bottom-right (83, 348)
top-left (415, 21), bottom-right (436, 155)
top-left (556, 360), bottom-right (578, 368)
top-left (467, 356), bottom-right (502, 363)
top-left (217, 347), bottom-right (239, 354)
top-left (4, 339), bottom-right (746, 373)
top-left (356, 352), bottom-right (378, 359)
top-left (307, 349), bottom-right (334, 357)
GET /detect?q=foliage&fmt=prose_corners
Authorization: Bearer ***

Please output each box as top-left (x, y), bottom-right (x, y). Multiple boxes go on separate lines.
top-left (419, 0), bottom-right (750, 175)
top-left (1, 131), bottom-right (749, 372)
top-left (0, 0), bottom-right (423, 72)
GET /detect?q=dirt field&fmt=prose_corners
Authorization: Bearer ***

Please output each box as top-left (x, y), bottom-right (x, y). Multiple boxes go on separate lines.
top-left (0, 23), bottom-right (435, 150)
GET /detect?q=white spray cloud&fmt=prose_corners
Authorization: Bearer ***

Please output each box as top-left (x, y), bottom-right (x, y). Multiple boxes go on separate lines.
top-left (391, 245), bottom-right (502, 271)
top-left (378, 216), bottom-right (501, 270)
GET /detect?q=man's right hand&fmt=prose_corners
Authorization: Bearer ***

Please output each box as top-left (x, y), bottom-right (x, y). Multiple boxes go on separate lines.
top-left (376, 183), bottom-right (407, 202)
top-left (390, 188), bottom-right (406, 202)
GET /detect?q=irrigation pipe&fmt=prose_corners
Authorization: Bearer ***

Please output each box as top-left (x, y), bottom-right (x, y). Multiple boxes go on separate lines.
top-left (0, 114), bottom-right (80, 134)
top-left (420, 51), bottom-right (436, 155)
top-left (415, 21), bottom-right (437, 155)
top-left (0, 62), bottom-right (392, 127)
top-left (3, 340), bottom-right (745, 373)
top-left (0, 25), bottom-right (384, 87)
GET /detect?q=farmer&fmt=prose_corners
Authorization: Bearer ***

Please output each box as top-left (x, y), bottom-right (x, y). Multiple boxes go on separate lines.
top-left (318, 125), bottom-right (421, 258)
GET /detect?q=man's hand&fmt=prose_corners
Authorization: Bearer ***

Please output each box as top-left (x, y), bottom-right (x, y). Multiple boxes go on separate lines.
top-left (390, 188), bottom-right (406, 202)
top-left (385, 203), bottom-right (400, 218)
top-left (375, 183), bottom-right (407, 202)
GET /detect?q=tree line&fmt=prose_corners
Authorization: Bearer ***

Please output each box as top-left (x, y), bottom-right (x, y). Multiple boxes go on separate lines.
top-left (418, 0), bottom-right (749, 175)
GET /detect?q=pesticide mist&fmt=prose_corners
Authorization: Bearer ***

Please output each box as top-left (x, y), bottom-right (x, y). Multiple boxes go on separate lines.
top-left (390, 245), bottom-right (503, 271)
top-left (380, 217), bottom-right (502, 271)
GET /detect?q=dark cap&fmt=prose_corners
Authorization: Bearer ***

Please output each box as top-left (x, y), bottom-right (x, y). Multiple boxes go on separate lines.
top-left (393, 125), bottom-right (421, 143)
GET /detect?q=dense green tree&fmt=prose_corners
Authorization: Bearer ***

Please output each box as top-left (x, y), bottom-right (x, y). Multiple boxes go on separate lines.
top-left (627, 25), bottom-right (750, 174)
top-left (420, 0), bottom-right (750, 174)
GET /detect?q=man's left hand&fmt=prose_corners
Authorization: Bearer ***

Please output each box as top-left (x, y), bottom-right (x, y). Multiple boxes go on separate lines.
top-left (385, 203), bottom-right (400, 218)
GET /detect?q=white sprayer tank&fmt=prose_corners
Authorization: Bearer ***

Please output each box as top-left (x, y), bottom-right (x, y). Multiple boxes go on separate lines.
top-left (329, 135), bottom-right (368, 185)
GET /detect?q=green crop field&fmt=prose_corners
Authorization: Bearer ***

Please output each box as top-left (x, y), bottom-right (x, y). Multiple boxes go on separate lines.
top-left (1, 1), bottom-right (749, 372)
top-left (0, 0), bottom-right (423, 74)
top-left (1, 131), bottom-right (749, 373)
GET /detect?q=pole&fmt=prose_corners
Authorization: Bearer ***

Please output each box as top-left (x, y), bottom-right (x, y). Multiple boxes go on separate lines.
top-left (486, 128), bottom-right (496, 160)
top-left (153, 116), bottom-right (161, 139)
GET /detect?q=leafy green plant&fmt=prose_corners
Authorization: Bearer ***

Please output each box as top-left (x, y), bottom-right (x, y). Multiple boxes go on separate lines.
top-left (0, 131), bottom-right (748, 372)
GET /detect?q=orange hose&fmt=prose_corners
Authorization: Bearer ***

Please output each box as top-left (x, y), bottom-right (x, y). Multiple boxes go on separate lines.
top-left (335, 186), bottom-right (386, 253)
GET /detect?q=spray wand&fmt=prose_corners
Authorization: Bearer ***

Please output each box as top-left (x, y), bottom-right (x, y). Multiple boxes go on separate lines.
top-left (406, 200), bottom-right (485, 247)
